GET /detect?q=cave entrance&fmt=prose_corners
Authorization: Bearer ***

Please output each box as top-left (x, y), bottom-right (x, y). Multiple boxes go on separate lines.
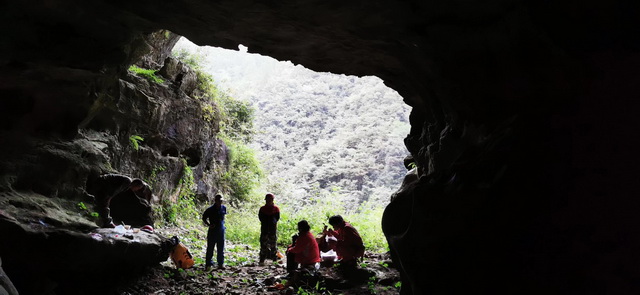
top-left (168, 37), bottom-right (410, 253)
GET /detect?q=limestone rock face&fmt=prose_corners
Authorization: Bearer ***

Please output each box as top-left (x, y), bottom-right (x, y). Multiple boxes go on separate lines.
top-left (0, 17), bottom-right (227, 294)
top-left (1, 1), bottom-right (640, 294)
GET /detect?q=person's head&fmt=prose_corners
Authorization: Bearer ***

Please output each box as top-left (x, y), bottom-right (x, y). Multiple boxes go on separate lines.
top-left (297, 220), bottom-right (311, 233)
top-left (328, 215), bottom-right (345, 229)
top-left (265, 193), bottom-right (275, 204)
top-left (130, 179), bottom-right (146, 192)
top-left (214, 194), bottom-right (224, 205)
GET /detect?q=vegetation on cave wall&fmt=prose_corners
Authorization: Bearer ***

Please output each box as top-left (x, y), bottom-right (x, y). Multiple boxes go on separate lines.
top-left (175, 50), bottom-right (262, 204)
top-left (128, 65), bottom-right (165, 84)
top-left (152, 51), bottom-right (263, 233)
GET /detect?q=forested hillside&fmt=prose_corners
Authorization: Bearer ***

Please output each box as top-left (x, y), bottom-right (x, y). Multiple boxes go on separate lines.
top-left (173, 39), bottom-right (410, 212)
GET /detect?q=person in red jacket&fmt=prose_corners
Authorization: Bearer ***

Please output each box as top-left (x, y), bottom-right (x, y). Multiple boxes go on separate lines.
top-left (258, 193), bottom-right (280, 265)
top-left (323, 215), bottom-right (365, 268)
top-left (286, 220), bottom-right (321, 269)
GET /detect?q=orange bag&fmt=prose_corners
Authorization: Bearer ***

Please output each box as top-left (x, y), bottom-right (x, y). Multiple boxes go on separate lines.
top-left (170, 243), bottom-right (195, 269)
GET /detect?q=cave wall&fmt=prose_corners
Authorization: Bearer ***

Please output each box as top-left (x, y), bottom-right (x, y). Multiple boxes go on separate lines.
top-left (1, 0), bottom-right (640, 294)
top-left (0, 22), bottom-right (230, 294)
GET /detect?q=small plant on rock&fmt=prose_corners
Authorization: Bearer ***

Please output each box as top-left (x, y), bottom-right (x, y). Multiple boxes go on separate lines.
top-left (368, 276), bottom-right (378, 294)
top-left (394, 281), bottom-right (402, 290)
top-left (129, 135), bottom-right (144, 151)
top-left (128, 65), bottom-right (165, 84)
top-left (77, 202), bottom-right (99, 220)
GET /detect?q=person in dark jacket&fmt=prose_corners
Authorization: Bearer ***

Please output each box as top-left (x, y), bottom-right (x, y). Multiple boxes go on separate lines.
top-left (258, 193), bottom-right (280, 265)
top-left (87, 174), bottom-right (150, 228)
top-left (285, 233), bottom-right (300, 273)
top-left (202, 194), bottom-right (227, 269)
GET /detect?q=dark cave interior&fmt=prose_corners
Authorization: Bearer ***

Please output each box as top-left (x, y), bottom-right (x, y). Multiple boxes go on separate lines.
top-left (1, 1), bottom-right (640, 294)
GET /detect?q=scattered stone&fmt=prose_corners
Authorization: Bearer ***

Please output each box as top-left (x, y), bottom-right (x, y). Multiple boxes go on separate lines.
top-left (113, 248), bottom-right (401, 294)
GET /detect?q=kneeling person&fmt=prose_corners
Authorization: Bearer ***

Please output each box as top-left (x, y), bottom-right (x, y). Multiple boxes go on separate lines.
top-left (323, 215), bottom-right (365, 269)
top-left (286, 220), bottom-right (320, 271)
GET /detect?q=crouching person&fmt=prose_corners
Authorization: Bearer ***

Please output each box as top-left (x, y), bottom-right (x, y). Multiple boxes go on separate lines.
top-left (286, 220), bottom-right (321, 280)
top-left (86, 174), bottom-right (151, 228)
top-left (323, 215), bottom-right (365, 277)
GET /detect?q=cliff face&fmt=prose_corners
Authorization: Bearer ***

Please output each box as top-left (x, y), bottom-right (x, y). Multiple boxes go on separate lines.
top-left (0, 30), bottom-right (229, 293)
top-left (1, 30), bottom-right (226, 203)
top-left (1, 1), bottom-right (640, 294)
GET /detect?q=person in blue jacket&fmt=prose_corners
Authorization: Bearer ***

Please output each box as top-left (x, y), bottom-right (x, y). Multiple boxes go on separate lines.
top-left (202, 194), bottom-right (227, 270)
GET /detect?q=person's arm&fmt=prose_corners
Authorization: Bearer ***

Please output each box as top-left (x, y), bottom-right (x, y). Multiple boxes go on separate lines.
top-left (336, 228), bottom-right (351, 247)
top-left (274, 207), bottom-right (280, 222)
top-left (143, 187), bottom-right (153, 202)
top-left (327, 228), bottom-right (340, 239)
top-left (287, 234), bottom-right (309, 254)
top-left (202, 208), bottom-right (210, 226)
top-left (258, 208), bottom-right (266, 223)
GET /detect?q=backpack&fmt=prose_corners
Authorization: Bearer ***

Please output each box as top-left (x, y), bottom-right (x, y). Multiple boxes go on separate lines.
top-left (169, 236), bottom-right (195, 269)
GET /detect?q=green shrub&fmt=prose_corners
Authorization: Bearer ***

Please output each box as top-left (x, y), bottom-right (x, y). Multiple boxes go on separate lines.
top-left (344, 202), bottom-right (388, 252)
top-left (155, 159), bottom-right (198, 226)
top-left (174, 50), bottom-right (261, 204)
top-left (202, 104), bottom-right (215, 122)
top-left (175, 159), bottom-right (199, 218)
top-left (173, 49), bottom-right (203, 69)
top-left (220, 136), bottom-right (263, 204)
top-left (225, 190), bottom-right (389, 253)
top-left (218, 96), bottom-right (254, 143)
top-left (146, 165), bottom-right (166, 186)
top-left (128, 65), bottom-right (165, 84)
top-left (156, 199), bottom-right (178, 226)
top-left (225, 203), bottom-right (262, 246)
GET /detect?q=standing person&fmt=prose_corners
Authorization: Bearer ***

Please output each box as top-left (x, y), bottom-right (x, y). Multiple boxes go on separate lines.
top-left (86, 174), bottom-right (150, 228)
top-left (286, 220), bottom-right (321, 271)
top-left (323, 215), bottom-right (365, 269)
top-left (202, 194), bottom-right (227, 270)
top-left (258, 193), bottom-right (280, 265)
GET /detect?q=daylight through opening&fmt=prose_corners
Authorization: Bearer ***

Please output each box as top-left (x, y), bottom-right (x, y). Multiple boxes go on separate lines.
top-left (164, 37), bottom-right (411, 254)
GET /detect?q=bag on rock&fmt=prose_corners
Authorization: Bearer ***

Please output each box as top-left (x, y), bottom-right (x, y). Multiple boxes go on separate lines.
top-left (170, 237), bottom-right (194, 269)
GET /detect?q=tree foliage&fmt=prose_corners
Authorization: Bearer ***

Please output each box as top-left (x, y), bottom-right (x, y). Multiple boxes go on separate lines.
top-left (219, 136), bottom-right (263, 204)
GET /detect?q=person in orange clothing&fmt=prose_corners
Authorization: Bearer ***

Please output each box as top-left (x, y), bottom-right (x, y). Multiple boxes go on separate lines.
top-left (323, 215), bottom-right (365, 269)
top-left (258, 193), bottom-right (280, 265)
top-left (286, 220), bottom-right (321, 270)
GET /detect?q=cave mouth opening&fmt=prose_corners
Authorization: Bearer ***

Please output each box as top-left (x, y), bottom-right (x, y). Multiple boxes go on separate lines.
top-left (171, 36), bottom-right (412, 252)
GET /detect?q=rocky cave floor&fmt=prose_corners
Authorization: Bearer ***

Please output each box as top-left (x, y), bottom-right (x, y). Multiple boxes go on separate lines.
top-left (115, 257), bottom-right (400, 295)
top-left (111, 227), bottom-right (401, 295)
